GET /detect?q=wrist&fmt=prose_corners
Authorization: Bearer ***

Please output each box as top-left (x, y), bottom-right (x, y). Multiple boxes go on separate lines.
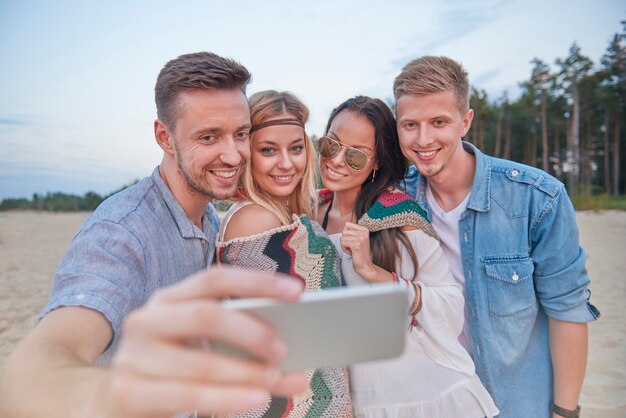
top-left (357, 263), bottom-right (388, 283)
top-left (552, 402), bottom-right (581, 418)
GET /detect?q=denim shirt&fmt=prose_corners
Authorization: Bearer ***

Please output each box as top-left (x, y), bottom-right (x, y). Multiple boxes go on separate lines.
top-left (41, 167), bottom-right (221, 363)
top-left (403, 142), bottom-right (599, 418)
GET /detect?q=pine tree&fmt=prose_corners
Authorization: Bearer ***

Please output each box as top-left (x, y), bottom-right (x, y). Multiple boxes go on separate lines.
top-left (556, 42), bottom-right (594, 195)
top-left (600, 22), bottom-right (626, 194)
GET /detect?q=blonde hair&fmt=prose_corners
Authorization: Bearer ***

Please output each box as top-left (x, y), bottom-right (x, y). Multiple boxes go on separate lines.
top-left (240, 90), bottom-right (318, 225)
top-left (393, 56), bottom-right (470, 113)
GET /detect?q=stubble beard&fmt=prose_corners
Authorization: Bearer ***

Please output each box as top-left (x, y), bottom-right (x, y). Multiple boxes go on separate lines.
top-left (416, 161), bottom-right (444, 179)
top-left (176, 153), bottom-right (237, 201)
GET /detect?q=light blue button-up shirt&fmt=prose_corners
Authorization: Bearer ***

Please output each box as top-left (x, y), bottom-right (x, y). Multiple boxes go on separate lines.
top-left (41, 167), bottom-right (221, 362)
top-left (403, 142), bottom-right (599, 418)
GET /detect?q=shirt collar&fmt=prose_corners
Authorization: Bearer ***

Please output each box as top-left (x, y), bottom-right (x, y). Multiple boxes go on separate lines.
top-left (415, 141), bottom-right (491, 213)
top-left (462, 142), bottom-right (491, 212)
top-left (151, 167), bottom-right (211, 240)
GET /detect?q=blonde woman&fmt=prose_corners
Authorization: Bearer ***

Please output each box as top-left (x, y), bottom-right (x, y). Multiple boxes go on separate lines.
top-left (215, 90), bottom-right (352, 417)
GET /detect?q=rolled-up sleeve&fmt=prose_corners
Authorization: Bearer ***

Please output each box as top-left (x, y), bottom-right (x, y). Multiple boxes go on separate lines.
top-left (40, 219), bottom-right (148, 345)
top-left (532, 186), bottom-right (600, 322)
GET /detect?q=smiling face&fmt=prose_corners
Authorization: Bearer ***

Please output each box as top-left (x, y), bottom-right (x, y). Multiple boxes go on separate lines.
top-left (396, 91), bottom-right (473, 182)
top-left (320, 110), bottom-right (377, 194)
top-left (250, 116), bottom-right (308, 203)
top-left (168, 88), bottom-right (251, 200)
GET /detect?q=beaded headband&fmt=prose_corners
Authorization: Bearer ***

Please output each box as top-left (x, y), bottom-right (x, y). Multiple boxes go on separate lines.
top-left (250, 118), bottom-right (304, 133)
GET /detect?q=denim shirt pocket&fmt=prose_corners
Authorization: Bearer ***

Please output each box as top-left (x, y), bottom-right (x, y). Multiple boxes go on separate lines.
top-left (484, 256), bottom-right (537, 317)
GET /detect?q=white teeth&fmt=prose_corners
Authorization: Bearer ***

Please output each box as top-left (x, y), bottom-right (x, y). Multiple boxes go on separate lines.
top-left (274, 175), bottom-right (293, 181)
top-left (327, 167), bottom-right (346, 177)
top-left (213, 170), bottom-right (236, 179)
top-left (418, 150), bottom-right (436, 157)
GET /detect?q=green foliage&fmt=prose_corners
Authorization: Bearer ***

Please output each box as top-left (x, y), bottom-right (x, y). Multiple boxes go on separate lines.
top-left (0, 180), bottom-right (140, 212)
top-left (0, 198), bottom-right (31, 211)
top-left (571, 194), bottom-right (626, 211)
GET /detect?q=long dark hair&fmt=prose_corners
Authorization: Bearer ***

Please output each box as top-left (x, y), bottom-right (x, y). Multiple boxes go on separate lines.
top-left (325, 96), bottom-right (418, 278)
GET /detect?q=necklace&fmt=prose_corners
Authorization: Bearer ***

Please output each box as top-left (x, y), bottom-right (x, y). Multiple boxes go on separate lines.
top-left (321, 197), bottom-right (354, 230)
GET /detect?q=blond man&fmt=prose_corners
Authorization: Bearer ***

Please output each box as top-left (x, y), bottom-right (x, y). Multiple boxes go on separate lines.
top-left (395, 56), bottom-right (599, 418)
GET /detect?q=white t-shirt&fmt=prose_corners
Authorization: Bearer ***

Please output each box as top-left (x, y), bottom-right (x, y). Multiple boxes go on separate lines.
top-left (425, 184), bottom-right (473, 350)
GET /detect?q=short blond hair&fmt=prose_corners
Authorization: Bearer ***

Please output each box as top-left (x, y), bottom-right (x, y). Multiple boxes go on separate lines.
top-left (393, 56), bottom-right (469, 113)
top-left (240, 90), bottom-right (317, 225)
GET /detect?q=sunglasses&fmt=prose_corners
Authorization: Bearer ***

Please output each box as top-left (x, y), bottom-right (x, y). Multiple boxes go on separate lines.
top-left (317, 136), bottom-right (374, 171)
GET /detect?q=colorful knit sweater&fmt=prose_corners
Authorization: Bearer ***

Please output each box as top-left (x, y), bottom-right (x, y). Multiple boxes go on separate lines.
top-left (215, 206), bottom-right (353, 418)
top-left (319, 188), bottom-right (438, 238)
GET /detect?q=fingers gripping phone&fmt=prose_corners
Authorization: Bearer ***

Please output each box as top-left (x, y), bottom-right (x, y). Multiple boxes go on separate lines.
top-left (215, 283), bottom-right (408, 371)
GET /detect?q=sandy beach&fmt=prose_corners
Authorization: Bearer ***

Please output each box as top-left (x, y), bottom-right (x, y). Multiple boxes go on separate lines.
top-left (0, 210), bottom-right (624, 416)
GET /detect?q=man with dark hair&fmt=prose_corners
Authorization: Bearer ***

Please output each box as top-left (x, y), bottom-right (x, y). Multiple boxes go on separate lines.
top-left (395, 55), bottom-right (599, 418)
top-left (0, 52), bottom-right (307, 418)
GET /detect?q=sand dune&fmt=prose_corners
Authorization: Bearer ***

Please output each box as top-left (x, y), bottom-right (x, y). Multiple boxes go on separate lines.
top-left (0, 210), bottom-right (624, 416)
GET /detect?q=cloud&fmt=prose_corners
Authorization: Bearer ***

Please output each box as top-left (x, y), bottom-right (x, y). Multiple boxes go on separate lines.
top-left (0, 117), bottom-right (29, 126)
top-left (391, 0), bottom-right (508, 67)
top-left (0, 115), bottom-right (76, 132)
top-left (473, 68), bottom-right (504, 87)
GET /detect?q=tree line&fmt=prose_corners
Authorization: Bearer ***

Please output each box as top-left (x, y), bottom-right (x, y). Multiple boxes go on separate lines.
top-left (0, 182), bottom-right (137, 212)
top-left (467, 21), bottom-right (625, 197)
top-left (0, 181), bottom-right (236, 212)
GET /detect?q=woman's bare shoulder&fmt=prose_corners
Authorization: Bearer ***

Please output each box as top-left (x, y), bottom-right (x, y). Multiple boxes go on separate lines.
top-left (223, 203), bottom-right (283, 241)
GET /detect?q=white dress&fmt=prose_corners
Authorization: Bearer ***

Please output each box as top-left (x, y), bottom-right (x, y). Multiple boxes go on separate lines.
top-left (328, 230), bottom-right (499, 418)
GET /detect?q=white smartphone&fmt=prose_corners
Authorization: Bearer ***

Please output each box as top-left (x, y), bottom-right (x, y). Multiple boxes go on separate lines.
top-left (215, 283), bottom-right (408, 371)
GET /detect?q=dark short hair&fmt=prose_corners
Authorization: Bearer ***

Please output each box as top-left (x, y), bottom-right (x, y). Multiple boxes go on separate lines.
top-left (155, 52), bottom-right (252, 128)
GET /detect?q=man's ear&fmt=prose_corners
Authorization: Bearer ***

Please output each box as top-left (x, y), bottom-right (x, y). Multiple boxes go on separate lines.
top-left (461, 108), bottom-right (474, 137)
top-left (154, 119), bottom-right (174, 155)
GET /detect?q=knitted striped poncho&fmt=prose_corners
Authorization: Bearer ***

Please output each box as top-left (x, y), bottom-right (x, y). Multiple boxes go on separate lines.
top-left (216, 209), bottom-right (353, 418)
top-left (319, 187), bottom-right (438, 238)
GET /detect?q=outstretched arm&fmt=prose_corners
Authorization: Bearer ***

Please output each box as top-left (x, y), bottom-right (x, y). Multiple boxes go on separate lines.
top-left (0, 267), bottom-right (307, 418)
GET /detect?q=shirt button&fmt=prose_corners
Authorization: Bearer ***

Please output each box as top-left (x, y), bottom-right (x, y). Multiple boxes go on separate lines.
top-left (76, 294), bottom-right (85, 300)
top-left (511, 169), bottom-right (520, 177)
top-left (512, 273), bottom-right (519, 281)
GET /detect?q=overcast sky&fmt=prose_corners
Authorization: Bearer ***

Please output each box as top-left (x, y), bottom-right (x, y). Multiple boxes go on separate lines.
top-left (1, 0), bottom-right (624, 199)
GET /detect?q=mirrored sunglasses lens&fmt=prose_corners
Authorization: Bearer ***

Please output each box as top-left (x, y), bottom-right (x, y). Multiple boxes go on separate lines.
top-left (346, 149), bottom-right (368, 170)
top-left (319, 137), bottom-right (340, 158)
